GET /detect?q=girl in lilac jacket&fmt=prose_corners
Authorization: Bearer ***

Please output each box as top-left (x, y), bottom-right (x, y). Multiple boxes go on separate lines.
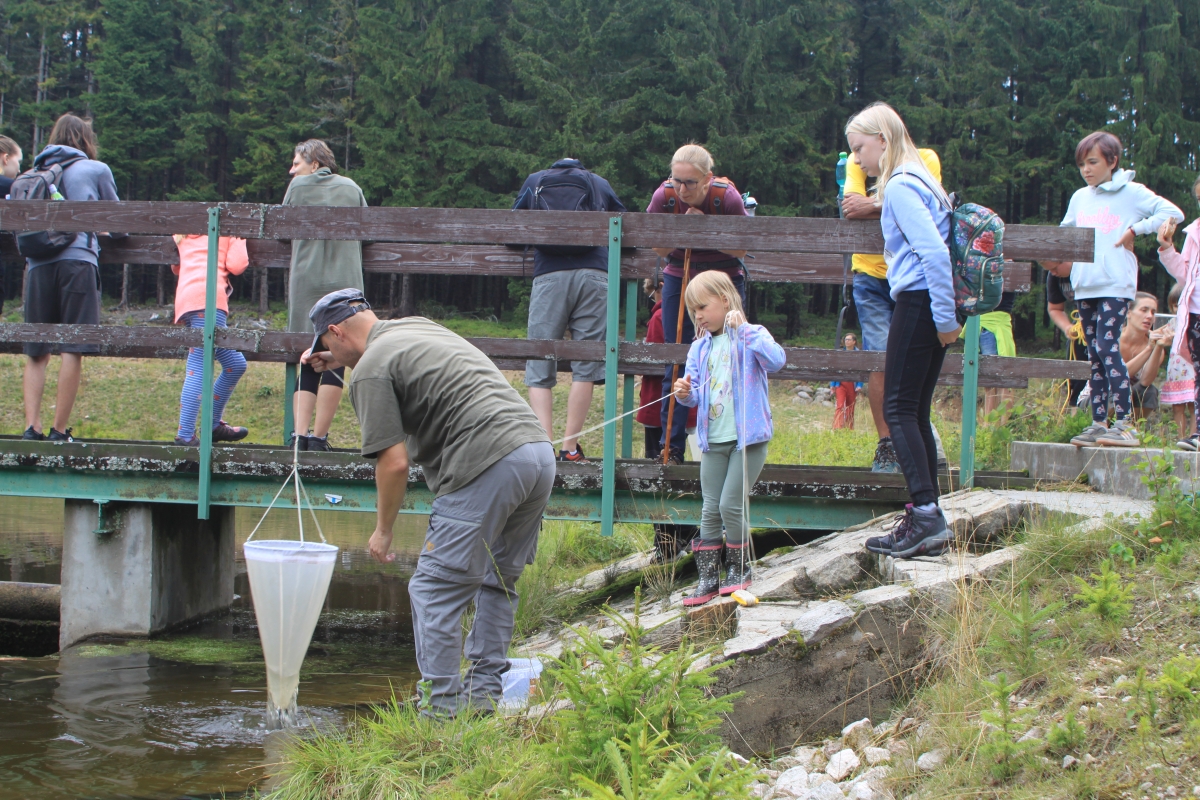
top-left (1157, 174), bottom-right (1200, 451)
top-left (671, 270), bottom-right (786, 606)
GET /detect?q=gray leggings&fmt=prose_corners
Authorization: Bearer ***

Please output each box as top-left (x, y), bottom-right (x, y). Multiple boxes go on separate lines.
top-left (699, 440), bottom-right (768, 545)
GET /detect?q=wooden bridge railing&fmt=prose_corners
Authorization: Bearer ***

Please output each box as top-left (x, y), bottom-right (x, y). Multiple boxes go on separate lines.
top-left (0, 200), bottom-right (1094, 529)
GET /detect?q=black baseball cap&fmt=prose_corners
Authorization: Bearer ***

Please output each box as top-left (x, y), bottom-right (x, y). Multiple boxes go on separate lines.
top-left (308, 288), bottom-right (371, 353)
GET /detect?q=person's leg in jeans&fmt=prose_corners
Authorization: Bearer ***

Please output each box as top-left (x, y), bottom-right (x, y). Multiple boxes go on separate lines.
top-left (883, 291), bottom-right (945, 508)
top-left (407, 441), bottom-right (555, 717)
top-left (852, 273), bottom-right (899, 471)
top-left (659, 272), bottom-right (695, 459)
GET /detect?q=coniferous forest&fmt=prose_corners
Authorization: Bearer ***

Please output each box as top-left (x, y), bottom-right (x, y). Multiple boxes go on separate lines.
top-left (4, 0), bottom-right (1200, 336)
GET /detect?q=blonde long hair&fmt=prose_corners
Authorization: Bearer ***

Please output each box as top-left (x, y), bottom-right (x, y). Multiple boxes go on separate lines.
top-left (845, 103), bottom-right (949, 206)
top-left (684, 270), bottom-right (745, 327)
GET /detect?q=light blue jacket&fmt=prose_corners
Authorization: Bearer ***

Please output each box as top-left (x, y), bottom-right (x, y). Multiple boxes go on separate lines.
top-left (881, 165), bottom-right (958, 333)
top-left (1061, 168), bottom-right (1184, 301)
top-left (677, 323), bottom-right (786, 452)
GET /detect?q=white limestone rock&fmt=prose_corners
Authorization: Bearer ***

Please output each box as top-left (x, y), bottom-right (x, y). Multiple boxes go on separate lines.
top-left (790, 746), bottom-right (819, 770)
top-left (841, 718), bottom-right (874, 753)
top-left (916, 749), bottom-right (947, 772)
top-left (826, 748), bottom-right (861, 781)
top-left (773, 766), bottom-right (811, 798)
top-left (793, 601), bottom-right (856, 645)
top-left (863, 747), bottom-right (892, 766)
top-left (811, 781), bottom-right (847, 800)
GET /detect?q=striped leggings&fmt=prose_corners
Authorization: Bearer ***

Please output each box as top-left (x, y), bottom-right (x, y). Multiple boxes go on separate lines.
top-left (177, 310), bottom-right (247, 439)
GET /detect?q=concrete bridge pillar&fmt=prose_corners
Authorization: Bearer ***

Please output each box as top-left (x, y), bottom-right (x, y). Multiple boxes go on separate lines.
top-left (59, 501), bottom-right (235, 649)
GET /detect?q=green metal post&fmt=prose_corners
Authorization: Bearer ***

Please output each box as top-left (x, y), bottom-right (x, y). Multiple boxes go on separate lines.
top-left (284, 363), bottom-right (297, 444)
top-left (959, 315), bottom-right (982, 489)
top-left (621, 279), bottom-right (637, 458)
top-left (601, 217), bottom-right (622, 536)
top-left (198, 207), bottom-right (220, 519)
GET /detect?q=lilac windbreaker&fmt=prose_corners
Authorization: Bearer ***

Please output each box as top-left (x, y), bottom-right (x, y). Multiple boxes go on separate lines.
top-left (676, 323), bottom-right (787, 452)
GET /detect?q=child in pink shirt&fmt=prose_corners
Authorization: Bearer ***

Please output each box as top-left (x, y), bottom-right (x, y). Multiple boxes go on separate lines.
top-left (172, 234), bottom-right (251, 445)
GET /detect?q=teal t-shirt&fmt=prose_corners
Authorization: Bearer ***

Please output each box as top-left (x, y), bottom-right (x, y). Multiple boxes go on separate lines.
top-left (706, 333), bottom-right (737, 443)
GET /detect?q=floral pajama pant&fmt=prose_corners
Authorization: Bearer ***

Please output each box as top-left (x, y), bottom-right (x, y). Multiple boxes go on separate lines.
top-left (1077, 297), bottom-right (1130, 423)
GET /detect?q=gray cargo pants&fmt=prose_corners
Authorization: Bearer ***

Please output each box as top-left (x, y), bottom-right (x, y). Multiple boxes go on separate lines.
top-left (407, 441), bottom-right (555, 716)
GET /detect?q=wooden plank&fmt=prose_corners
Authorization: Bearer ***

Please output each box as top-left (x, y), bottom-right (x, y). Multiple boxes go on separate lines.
top-left (244, 238), bottom-right (1034, 290)
top-left (0, 201), bottom-right (1095, 261)
top-left (0, 233), bottom-right (180, 265)
top-left (0, 324), bottom-right (1089, 385)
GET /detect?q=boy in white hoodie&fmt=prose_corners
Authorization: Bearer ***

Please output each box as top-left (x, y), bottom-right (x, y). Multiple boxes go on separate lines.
top-left (1062, 131), bottom-right (1183, 448)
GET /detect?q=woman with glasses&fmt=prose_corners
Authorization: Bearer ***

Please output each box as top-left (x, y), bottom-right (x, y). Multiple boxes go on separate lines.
top-left (646, 144), bottom-right (749, 463)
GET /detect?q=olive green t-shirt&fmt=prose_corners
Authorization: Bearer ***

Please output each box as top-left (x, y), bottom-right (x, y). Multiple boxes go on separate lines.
top-left (348, 318), bottom-right (549, 496)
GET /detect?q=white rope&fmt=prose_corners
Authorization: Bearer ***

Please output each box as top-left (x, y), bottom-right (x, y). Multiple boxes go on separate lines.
top-left (548, 395), bottom-right (669, 449)
top-left (244, 378), bottom-right (327, 545)
top-left (727, 312), bottom-right (755, 573)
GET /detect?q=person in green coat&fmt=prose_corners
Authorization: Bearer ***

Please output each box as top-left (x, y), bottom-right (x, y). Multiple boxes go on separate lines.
top-left (284, 139), bottom-right (367, 451)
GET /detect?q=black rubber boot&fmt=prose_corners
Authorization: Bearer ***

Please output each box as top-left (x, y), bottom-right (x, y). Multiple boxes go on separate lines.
top-left (683, 540), bottom-right (723, 607)
top-left (720, 541), bottom-right (752, 595)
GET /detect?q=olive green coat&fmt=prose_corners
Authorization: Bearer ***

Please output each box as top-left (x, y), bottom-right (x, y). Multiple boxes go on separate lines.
top-left (283, 168), bottom-right (367, 332)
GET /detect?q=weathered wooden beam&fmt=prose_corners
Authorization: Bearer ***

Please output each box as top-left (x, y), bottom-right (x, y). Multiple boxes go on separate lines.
top-left (0, 324), bottom-right (1088, 387)
top-left (1, 225), bottom-right (1035, 289)
top-left (0, 201), bottom-right (1095, 261)
top-left (243, 239), bottom-right (1035, 291)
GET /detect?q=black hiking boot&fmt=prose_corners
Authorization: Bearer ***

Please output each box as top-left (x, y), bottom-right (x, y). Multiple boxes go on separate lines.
top-left (891, 505), bottom-right (952, 559)
top-left (212, 420), bottom-right (249, 443)
top-left (682, 539), bottom-right (723, 607)
top-left (305, 434), bottom-right (334, 452)
top-left (865, 504), bottom-right (913, 555)
top-left (719, 541), bottom-right (752, 595)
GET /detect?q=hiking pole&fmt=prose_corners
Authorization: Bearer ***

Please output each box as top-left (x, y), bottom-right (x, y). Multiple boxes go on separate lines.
top-left (662, 248), bottom-right (692, 464)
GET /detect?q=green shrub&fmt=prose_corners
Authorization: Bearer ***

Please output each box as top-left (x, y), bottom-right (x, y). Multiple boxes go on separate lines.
top-left (978, 673), bottom-right (1037, 781)
top-left (1072, 559), bottom-right (1134, 623)
top-left (1046, 711), bottom-right (1087, 754)
top-left (545, 592), bottom-right (735, 783)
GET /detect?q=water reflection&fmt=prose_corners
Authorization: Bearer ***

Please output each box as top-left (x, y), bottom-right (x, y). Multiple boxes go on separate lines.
top-left (0, 499), bottom-right (430, 799)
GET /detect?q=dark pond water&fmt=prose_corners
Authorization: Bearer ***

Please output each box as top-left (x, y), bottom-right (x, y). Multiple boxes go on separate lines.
top-left (0, 499), bottom-right (427, 800)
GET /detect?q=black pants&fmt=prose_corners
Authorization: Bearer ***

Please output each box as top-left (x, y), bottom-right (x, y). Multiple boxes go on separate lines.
top-left (883, 291), bottom-right (948, 508)
top-left (1067, 337), bottom-right (1087, 407)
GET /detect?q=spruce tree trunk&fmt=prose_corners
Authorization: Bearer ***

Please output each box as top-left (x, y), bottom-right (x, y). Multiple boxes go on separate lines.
top-left (120, 264), bottom-right (131, 310)
top-left (399, 274), bottom-right (414, 317)
top-left (258, 267), bottom-right (269, 316)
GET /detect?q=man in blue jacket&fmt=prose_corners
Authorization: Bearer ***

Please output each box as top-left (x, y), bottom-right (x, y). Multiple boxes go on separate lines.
top-left (22, 114), bottom-right (123, 442)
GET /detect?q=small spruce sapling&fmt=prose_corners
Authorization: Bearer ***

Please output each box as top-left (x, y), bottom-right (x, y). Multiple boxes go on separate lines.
top-left (1072, 559), bottom-right (1134, 623)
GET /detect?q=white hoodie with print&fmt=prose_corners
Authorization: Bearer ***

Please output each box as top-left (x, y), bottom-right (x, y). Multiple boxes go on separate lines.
top-left (1060, 168), bottom-right (1183, 301)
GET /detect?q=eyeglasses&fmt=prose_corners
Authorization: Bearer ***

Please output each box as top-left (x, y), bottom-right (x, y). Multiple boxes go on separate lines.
top-left (669, 176), bottom-right (701, 190)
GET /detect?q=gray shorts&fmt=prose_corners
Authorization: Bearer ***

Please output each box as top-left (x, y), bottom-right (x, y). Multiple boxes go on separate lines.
top-left (525, 268), bottom-right (607, 388)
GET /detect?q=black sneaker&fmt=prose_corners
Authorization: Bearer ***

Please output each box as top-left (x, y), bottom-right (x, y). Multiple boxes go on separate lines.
top-left (212, 421), bottom-right (249, 443)
top-left (288, 431), bottom-right (307, 452)
top-left (559, 445), bottom-right (587, 463)
top-left (22, 426), bottom-right (45, 441)
top-left (48, 427), bottom-right (73, 442)
top-left (305, 434), bottom-right (333, 452)
top-left (891, 506), bottom-right (952, 559)
top-left (865, 504), bottom-right (913, 554)
top-left (871, 438), bottom-right (901, 473)
top-left (1178, 433), bottom-right (1200, 452)
top-left (666, 449), bottom-right (686, 466)
top-left (174, 434), bottom-right (200, 447)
